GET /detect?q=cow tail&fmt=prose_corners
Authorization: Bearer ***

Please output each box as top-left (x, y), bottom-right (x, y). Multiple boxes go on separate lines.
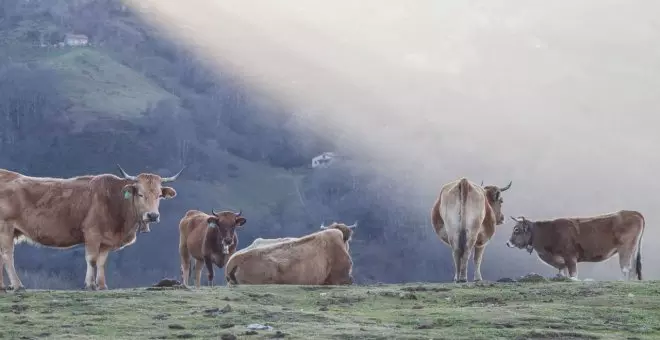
top-left (189, 259), bottom-right (194, 283)
top-left (457, 178), bottom-right (469, 258)
top-left (635, 214), bottom-right (644, 280)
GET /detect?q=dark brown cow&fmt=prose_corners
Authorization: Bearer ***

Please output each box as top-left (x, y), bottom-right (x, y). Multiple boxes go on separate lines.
top-left (178, 209), bottom-right (246, 288)
top-left (0, 165), bottom-right (182, 291)
top-left (431, 178), bottom-right (512, 282)
top-left (506, 210), bottom-right (645, 281)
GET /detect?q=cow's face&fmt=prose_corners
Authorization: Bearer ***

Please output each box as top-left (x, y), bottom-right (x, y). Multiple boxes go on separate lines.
top-left (207, 210), bottom-right (247, 254)
top-left (506, 217), bottom-right (534, 252)
top-left (482, 181), bottom-right (512, 225)
top-left (122, 174), bottom-right (177, 225)
top-left (117, 165), bottom-right (182, 231)
top-left (320, 221), bottom-right (357, 249)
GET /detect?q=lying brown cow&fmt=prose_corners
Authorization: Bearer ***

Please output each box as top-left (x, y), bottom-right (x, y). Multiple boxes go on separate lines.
top-left (0, 165), bottom-right (182, 291)
top-left (178, 209), bottom-right (246, 288)
top-left (506, 210), bottom-right (645, 281)
top-left (431, 178), bottom-right (512, 282)
top-left (224, 222), bottom-right (356, 286)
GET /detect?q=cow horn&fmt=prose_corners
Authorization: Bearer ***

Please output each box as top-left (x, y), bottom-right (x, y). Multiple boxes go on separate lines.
top-left (480, 180), bottom-right (484, 186)
top-left (236, 209), bottom-right (242, 217)
top-left (510, 216), bottom-right (520, 223)
top-left (161, 167), bottom-right (184, 183)
top-left (116, 164), bottom-right (137, 181)
top-left (211, 208), bottom-right (219, 216)
top-left (500, 181), bottom-right (512, 192)
top-left (320, 223), bottom-right (327, 230)
top-left (348, 221), bottom-right (358, 229)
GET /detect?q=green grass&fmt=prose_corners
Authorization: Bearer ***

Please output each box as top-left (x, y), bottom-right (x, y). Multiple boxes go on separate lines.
top-left (39, 48), bottom-right (177, 122)
top-left (2, 281), bottom-right (659, 339)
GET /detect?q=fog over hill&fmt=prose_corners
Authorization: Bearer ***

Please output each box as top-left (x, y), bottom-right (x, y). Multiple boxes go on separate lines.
top-left (129, 0), bottom-right (660, 280)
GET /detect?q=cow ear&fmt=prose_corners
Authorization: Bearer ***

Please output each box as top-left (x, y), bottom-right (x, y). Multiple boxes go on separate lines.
top-left (161, 187), bottom-right (177, 199)
top-left (207, 217), bottom-right (218, 228)
top-left (236, 217), bottom-right (247, 227)
top-left (122, 184), bottom-right (136, 199)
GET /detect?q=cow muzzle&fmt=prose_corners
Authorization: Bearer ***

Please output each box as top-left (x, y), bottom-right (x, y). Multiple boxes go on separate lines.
top-left (143, 212), bottom-right (160, 223)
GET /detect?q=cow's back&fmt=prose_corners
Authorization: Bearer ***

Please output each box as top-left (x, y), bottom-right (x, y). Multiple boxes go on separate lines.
top-left (570, 210), bottom-right (644, 261)
top-left (180, 210), bottom-right (209, 260)
top-left (1, 172), bottom-right (96, 246)
top-left (230, 229), bottom-right (346, 284)
top-left (439, 178), bottom-right (486, 232)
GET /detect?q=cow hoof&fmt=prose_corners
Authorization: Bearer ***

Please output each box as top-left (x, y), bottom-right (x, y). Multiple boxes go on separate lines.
top-left (97, 285), bottom-right (108, 291)
top-left (455, 279), bottom-right (468, 283)
top-left (12, 286), bottom-right (26, 293)
top-left (83, 284), bottom-right (97, 291)
top-left (569, 277), bottom-right (580, 282)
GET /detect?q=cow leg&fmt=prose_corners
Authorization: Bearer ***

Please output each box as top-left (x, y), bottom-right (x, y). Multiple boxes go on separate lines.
top-left (565, 258), bottom-right (579, 281)
top-left (193, 258), bottom-right (203, 289)
top-left (204, 256), bottom-right (214, 287)
top-left (83, 243), bottom-right (100, 290)
top-left (472, 245), bottom-right (485, 282)
top-left (618, 247), bottom-right (635, 281)
top-left (0, 254), bottom-right (5, 291)
top-left (456, 233), bottom-right (477, 283)
top-left (0, 223), bottom-right (24, 292)
top-left (95, 249), bottom-right (110, 290)
top-left (180, 254), bottom-right (191, 287)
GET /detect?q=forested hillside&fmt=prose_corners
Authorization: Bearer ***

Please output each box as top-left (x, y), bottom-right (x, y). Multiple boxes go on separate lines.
top-left (0, 0), bottom-right (448, 288)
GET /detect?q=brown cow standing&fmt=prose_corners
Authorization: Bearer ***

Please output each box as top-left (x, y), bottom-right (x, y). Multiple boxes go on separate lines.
top-left (506, 210), bottom-right (645, 281)
top-left (431, 178), bottom-right (512, 282)
top-left (178, 209), bottom-right (246, 288)
top-left (224, 222), bottom-right (356, 286)
top-left (0, 165), bottom-right (182, 291)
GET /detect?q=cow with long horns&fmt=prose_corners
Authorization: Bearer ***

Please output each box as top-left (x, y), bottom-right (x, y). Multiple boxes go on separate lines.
top-left (178, 209), bottom-right (247, 288)
top-left (0, 165), bottom-right (182, 291)
top-left (431, 178), bottom-right (512, 282)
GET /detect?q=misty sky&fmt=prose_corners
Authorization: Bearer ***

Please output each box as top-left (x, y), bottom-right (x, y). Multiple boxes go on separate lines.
top-left (125, 0), bottom-right (660, 280)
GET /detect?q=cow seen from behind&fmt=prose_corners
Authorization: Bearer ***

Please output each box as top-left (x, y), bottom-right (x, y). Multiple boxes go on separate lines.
top-left (178, 209), bottom-right (246, 288)
top-left (0, 165), bottom-right (182, 291)
top-left (506, 210), bottom-right (645, 281)
top-left (431, 177), bottom-right (512, 283)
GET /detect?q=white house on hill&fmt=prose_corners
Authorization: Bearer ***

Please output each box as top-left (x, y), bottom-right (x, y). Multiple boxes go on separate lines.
top-left (311, 152), bottom-right (336, 168)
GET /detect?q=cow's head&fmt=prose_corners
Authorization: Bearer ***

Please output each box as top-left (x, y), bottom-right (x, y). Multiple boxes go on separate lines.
top-left (480, 180), bottom-right (512, 225)
top-left (506, 216), bottom-right (534, 253)
top-left (207, 209), bottom-right (247, 255)
top-left (321, 221), bottom-right (357, 249)
top-left (118, 164), bottom-right (182, 231)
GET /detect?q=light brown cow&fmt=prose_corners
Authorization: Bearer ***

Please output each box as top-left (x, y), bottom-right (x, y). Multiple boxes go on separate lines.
top-left (224, 222), bottom-right (356, 286)
top-left (431, 178), bottom-right (512, 282)
top-left (0, 165), bottom-right (182, 291)
top-left (178, 209), bottom-right (246, 288)
top-left (506, 210), bottom-right (645, 281)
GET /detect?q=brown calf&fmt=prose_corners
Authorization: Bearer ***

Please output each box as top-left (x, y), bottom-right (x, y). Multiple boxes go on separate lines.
top-left (0, 165), bottom-right (182, 291)
top-left (506, 210), bottom-right (645, 281)
top-left (178, 209), bottom-right (246, 288)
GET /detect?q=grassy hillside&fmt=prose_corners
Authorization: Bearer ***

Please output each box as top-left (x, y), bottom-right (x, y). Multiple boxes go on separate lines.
top-left (1, 281), bottom-right (659, 340)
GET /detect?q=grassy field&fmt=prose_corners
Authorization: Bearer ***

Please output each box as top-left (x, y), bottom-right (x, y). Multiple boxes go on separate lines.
top-left (1, 281), bottom-right (659, 340)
